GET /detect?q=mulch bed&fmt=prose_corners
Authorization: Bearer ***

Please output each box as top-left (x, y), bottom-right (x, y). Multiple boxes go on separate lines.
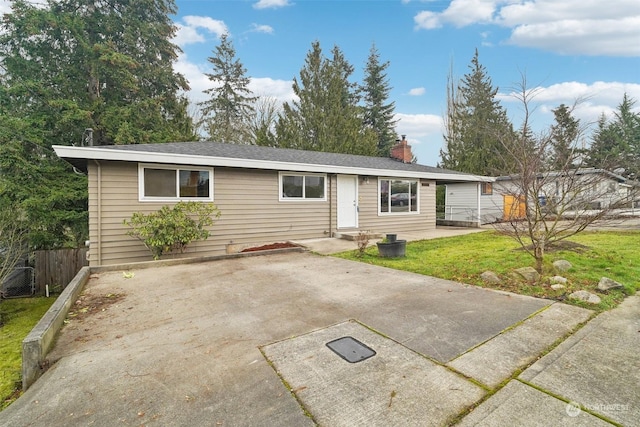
top-left (240, 242), bottom-right (301, 252)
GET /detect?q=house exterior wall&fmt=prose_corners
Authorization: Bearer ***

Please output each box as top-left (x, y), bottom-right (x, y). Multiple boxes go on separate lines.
top-left (355, 176), bottom-right (436, 234)
top-left (88, 161), bottom-right (436, 266)
top-left (444, 182), bottom-right (503, 224)
top-left (444, 173), bottom-right (637, 226)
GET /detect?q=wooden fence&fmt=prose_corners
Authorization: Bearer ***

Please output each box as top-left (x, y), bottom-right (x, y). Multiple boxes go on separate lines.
top-left (34, 248), bottom-right (89, 294)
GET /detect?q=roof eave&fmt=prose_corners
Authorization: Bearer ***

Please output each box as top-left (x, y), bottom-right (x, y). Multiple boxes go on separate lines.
top-left (53, 145), bottom-right (489, 182)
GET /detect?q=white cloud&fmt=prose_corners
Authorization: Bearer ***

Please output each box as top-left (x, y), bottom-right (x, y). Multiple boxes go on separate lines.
top-left (415, 0), bottom-right (498, 30)
top-left (174, 53), bottom-right (213, 104)
top-left (395, 113), bottom-right (444, 164)
top-left (174, 16), bottom-right (228, 47)
top-left (174, 52), bottom-right (295, 106)
top-left (414, 11), bottom-right (442, 30)
top-left (249, 77), bottom-right (296, 104)
top-left (414, 0), bottom-right (640, 56)
top-left (395, 113), bottom-right (443, 138)
top-left (408, 87), bottom-right (426, 96)
top-left (508, 17), bottom-right (640, 56)
top-left (0, 0), bottom-right (11, 15)
top-left (497, 81), bottom-right (640, 133)
top-left (249, 23), bottom-right (275, 34)
top-left (253, 0), bottom-right (292, 10)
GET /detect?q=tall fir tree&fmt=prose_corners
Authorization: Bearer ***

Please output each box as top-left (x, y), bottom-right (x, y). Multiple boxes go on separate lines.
top-left (440, 50), bottom-right (514, 175)
top-left (199, 33), bottom-right (257, 144)
top-left (0, 0), bottom-right (193, 248)
top-left (275, 41), bottom-right (377, 155)
top-left (547, 104), bottom-right (580, 171)
top-left (360, 44), bottom-right (398, 157)
top-left (586, 94), bottom-right (640, 179)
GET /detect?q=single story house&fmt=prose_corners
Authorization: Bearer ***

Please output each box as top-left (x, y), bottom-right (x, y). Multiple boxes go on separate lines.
top-left (54, 138), bottom-right (489, 266)
top-left (445, 168), bottom-right (640, 225)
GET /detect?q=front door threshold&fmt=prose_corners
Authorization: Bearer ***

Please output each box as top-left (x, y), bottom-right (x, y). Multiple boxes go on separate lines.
top-left (335, 231), bottom-right (384, 241)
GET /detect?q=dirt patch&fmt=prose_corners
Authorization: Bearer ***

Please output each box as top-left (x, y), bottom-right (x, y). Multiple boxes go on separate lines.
top-left (66, 291), bottom-right (126, 322)
top-left (240, 242), bottom-right (300, 252)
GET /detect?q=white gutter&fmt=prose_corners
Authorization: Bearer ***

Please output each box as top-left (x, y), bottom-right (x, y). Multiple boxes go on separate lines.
top-left (54, 145), bottom-right (493, 183)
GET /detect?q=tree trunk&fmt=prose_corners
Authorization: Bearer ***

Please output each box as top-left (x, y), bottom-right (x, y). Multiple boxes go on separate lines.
top-left (534, 243), bottom-right (544, 273)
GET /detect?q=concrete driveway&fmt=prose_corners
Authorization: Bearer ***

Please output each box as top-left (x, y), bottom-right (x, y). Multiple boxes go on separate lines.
top-left (1, 252), bottom-right (602, 426)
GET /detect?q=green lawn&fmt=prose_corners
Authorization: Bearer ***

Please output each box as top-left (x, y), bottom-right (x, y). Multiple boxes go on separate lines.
top-left (0, 297), bottom-right (55, 410)
top-left (336, 230), bottom-right (640, 312)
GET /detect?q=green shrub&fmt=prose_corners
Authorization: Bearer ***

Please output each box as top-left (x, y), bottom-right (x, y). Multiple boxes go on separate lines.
top-left (123, 202), bottom-right (220, 260)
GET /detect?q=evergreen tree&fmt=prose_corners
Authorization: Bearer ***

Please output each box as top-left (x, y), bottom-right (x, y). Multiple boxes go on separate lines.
top-left (0, 0), bottom-right (192, 248)
top-left (587, 94), bottom-right (640, 178)
top-left (548, 104), bottom-right (580, 170)
top-left (360, 44), bottom-right (398, 157)
top-left (440, 50), bottom-right (514, 175)
top-left (275, 41), bottom-right (377, 155)
top-left (199, 33), bottom-right (257, 144)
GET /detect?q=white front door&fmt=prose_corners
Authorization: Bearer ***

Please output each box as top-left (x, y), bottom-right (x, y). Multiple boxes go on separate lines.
top-left (337, 175), bottom-right (358, 228)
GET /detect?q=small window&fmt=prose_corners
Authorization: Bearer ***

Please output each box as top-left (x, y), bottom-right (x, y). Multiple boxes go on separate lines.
top-left (379, 178), bottom-right (419, 214)
top-left (280, 173), bottom-right (326, 201)
top-left (139, 164), bottom-right (213, 201)
top-left (481, 182), bottom-right (493, 195)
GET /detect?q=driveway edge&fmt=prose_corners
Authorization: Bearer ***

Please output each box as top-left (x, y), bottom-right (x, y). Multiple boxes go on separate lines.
top-left (22, 266), bottom-right (91, 390)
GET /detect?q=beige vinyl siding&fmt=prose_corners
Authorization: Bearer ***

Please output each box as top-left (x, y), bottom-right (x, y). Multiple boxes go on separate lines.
top-left (354, 176), bottom-right (436, 234)
top-left (88, 162), bottom-right (438, 266)
top-left (88, 161), bottom-right (331, 266)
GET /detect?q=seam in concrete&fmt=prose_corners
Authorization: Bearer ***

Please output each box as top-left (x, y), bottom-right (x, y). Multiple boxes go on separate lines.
top-left (516, 379), bottom-right (621, 426)
top-left (447, 311), bottom-right (599, 425)
top-left (258, 346), bottom-right (318, 426)
top-left (448, 301), bottom-right (597, 366)
top-left (258, 318), bottom-right (354, 349)
top-left (21, 267), bottom-right (91, 391)
top-left (519, 312), bottom-right (603, 381)
top-left (352, 319), bottom-right (491, 393)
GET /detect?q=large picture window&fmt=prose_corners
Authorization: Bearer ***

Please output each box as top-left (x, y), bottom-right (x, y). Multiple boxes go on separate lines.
top-left (139, 164), bottom-right (213, 201)
top-left (280, 173), bottom-right (326, 201)
top-left (379, 178), bottom-right (418, 214)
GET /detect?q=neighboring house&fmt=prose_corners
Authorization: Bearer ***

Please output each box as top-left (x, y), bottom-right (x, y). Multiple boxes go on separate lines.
top-left (54, 138), bottom-right (489, 266)
top-left (445, 169), bottom-right (640, 225)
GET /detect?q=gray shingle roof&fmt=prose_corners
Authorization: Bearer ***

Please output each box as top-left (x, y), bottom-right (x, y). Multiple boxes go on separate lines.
top-left (95, 141), bottom-right (470, 176)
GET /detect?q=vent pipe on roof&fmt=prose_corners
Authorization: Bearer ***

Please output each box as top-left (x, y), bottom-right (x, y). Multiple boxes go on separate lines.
top-left (84, 128), bottom-right (94, 146)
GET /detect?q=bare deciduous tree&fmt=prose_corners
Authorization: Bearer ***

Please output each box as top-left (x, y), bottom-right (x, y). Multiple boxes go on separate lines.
top-left (250, 96), bottom-right (280, 146)
top-left (0, 203), bottom-right (29, 325)
top-left (493, 76), bottom-right (638, 272)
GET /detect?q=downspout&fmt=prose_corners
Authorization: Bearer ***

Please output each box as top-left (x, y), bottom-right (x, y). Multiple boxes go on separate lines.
top-left (477, 182), bottom-right (482, 227)
top-left (329, 174), bottom-right (333, 237)
top-left (93, 160), bottom-right (102, 266)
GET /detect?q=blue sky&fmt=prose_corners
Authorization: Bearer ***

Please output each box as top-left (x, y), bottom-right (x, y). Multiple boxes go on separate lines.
top-left (2, 0), bottom-right (638, 164)
top-left (170, 0), bottom-right (639, 164)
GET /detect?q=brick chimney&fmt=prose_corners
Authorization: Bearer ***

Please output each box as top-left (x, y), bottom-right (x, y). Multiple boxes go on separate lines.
top-left (390, 135), bottom-right (413, 163)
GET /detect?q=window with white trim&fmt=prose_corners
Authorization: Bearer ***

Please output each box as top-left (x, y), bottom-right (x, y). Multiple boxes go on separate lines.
top-left (379, 178), bottom-right (419, 214)
top-left (139, 164), bottom-right (213, 201)
top-left (279, 173), bottom-right (326, 201)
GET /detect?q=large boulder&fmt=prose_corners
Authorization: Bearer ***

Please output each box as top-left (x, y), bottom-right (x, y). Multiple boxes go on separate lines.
top-left (553, 260), bottom-right (572, 272)
top-left (480, 271), bottom-right (501, 284)
top-left (597, 277), bottom-right (624, 292)
top-left (549, 276), bottom-right (568, 284)
top-left (514, 266), bottom-right (540, 282)
top-left (569, 290), bottom-right (601, 304)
